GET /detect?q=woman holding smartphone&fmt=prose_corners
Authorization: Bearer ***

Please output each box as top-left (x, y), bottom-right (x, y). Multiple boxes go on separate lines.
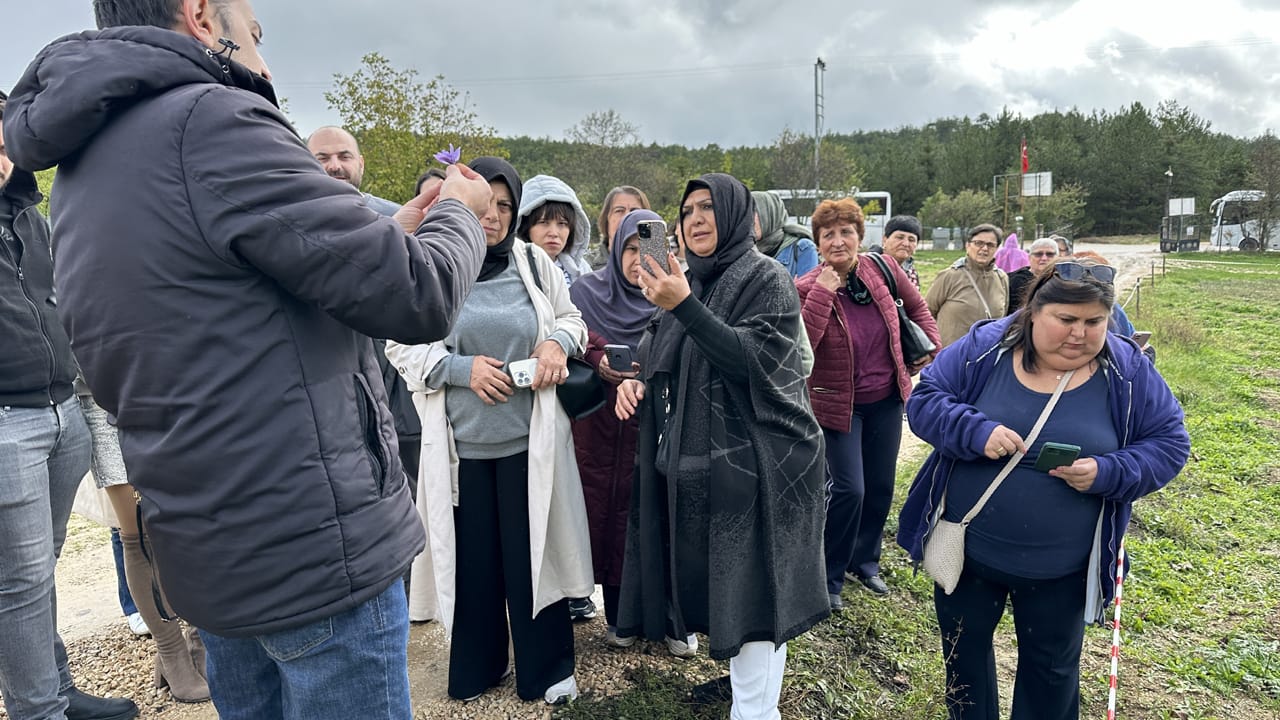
top-left (614, 174), bottom-right (828, 720)
top-left (386, 157), bottom-right (592, 706)
top-left (897, 258), bottom-right (1189, 719)
top-left (568, 209), bottom-right (663, 650)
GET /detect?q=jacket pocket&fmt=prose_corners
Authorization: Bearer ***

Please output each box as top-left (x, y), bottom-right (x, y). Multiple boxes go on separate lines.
top-left (352, 374), bottom-right (388, 495)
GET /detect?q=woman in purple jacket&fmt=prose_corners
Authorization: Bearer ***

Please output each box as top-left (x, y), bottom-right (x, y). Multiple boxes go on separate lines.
top-left (796, 198), bottom-right (939, 609)
top-left (897, 259), bottom-right (1190, 720)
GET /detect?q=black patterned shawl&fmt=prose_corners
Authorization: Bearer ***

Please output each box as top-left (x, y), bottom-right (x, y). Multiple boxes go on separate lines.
top-left (616, 192), bottom-right (829, 660)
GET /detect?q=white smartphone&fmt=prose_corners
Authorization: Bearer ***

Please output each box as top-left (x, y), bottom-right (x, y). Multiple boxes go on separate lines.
top-left (508, 358), bottom-right (538, 388)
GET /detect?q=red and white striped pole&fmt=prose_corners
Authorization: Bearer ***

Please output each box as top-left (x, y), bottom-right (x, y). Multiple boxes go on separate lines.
top-left (1106, 543), bottom-right (1126, 720)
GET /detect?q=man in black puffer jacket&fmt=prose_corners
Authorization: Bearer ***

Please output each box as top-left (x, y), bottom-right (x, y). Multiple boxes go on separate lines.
top-left (3, 1), bottom-right (490, 717)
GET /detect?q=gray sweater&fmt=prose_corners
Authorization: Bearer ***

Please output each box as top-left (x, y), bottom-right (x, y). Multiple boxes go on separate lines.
top-left (427, 262), bottom-right (575, 459)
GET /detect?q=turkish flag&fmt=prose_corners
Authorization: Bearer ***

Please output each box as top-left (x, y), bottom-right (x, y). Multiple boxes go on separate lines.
top-left (1020, 138), bottom-right (1029, 174)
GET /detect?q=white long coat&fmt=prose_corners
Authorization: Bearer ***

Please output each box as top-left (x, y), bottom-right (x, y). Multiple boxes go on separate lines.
top-left (385, 241), bottom-right (594, 633)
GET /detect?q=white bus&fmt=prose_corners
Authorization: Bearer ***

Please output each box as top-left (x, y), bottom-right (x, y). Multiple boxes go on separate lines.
top-left (1209, 190), bottom-right (1280, 251)
top-left (765, 188), bottom-right (892, 247)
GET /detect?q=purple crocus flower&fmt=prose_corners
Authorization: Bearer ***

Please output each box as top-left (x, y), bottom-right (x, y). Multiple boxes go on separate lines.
top-left (433, 144), bottom-right (462, 165)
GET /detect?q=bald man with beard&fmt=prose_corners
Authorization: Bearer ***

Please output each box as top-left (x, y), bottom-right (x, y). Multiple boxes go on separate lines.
top-left (308, 125), bottom-right (401, 216)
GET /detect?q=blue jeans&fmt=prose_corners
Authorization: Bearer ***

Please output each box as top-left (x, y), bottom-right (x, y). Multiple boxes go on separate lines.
top-left (200, 581), bottom-right (412, 720)
top-left (0, 398), bottom-right (92, 720)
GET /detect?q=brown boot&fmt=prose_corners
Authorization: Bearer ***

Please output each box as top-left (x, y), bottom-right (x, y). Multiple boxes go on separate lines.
top-left (120, 533), bottom-right (211, 703)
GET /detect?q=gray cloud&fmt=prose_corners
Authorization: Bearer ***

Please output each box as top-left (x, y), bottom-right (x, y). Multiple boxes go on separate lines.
top-left (3, 0), bottom-right (1277, 150)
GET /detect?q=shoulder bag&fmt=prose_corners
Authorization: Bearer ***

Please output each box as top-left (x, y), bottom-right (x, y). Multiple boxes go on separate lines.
top-left (866, 252), bottom-right (937, 365)
top-left (524, 244), bottom-right (605, 419)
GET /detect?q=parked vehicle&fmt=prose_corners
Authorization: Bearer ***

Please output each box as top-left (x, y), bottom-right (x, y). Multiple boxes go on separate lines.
top-left (767, 188), bottom-right (892, 247)
top-left (1209, 190), bottom-right (1280, 251)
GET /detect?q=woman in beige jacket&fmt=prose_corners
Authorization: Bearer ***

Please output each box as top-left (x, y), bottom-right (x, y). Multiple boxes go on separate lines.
top-left (925, 223), bottom-right (1009, 347)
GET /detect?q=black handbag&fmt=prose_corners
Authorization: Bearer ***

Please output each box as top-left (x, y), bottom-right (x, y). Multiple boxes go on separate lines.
top-left (524, 245), bottom-right (606, 419)
top-left (866, 252), bottom-right (937, 365)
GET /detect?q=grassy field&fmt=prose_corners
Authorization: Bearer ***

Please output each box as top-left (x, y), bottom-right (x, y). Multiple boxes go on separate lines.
top-left (556, 252), bottom-right (1280, 720)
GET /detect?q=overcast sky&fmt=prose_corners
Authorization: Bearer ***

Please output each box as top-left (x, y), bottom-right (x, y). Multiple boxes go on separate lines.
top-left (4, 0), bottom-right (1279, 148)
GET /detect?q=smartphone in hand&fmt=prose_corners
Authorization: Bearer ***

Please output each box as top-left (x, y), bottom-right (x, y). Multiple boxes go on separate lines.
top-left (604, 344), bottom-right (636, 372)
top-left (637, 219), bottom-right (668, 276)
top-left (1034, 442), bottom-right (1081, 472)
top-left (508, 358), bottom-right (538, 388)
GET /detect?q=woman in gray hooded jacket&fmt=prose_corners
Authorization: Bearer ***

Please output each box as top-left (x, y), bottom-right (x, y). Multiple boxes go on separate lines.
top-left (518, 175), bottom-right (594, 287)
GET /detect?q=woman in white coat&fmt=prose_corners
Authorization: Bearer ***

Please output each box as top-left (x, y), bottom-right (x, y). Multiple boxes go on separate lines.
top-left (385, 157), bottom-right (593, 706)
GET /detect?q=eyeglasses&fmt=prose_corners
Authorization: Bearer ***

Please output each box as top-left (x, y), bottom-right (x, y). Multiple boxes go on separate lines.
top-left (1053, 261), bottom-right (1115, 284)
top-left (1030, 251), bottom-right (1057, 258)
top-left (968, 240), bottom-right (997, 249)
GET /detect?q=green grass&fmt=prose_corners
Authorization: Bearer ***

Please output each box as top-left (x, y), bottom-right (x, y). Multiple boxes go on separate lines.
top-left (560, 253), bottom-right (1280, 719)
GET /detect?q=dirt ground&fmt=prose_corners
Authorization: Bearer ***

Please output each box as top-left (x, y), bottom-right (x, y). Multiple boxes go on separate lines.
top-left (18, 241), bottom-right (1165, 719)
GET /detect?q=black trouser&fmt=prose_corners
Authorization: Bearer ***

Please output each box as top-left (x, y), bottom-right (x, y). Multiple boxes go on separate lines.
top-left (602, 584), bottom-right (620, 627)
top-left (400, 436), bottom-right (420, 592)
top-left (821, 393), bottom-right (903, 592)
top-left (934, 556), bottom-right (1088, 720)
top-left (399, 436), bottom-right (420, 498)
top-left (449, 452), bottom-right (575, 701)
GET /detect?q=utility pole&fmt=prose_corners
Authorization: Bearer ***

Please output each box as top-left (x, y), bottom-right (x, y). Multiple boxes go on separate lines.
top-left (814, 57), bottom-right (826, 202)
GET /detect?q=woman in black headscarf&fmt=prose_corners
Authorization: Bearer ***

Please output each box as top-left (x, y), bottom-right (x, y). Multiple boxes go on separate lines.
top-left (614, 174), bottom-right (829, 720)
top-left (386, 157), bottom-right (593, 706)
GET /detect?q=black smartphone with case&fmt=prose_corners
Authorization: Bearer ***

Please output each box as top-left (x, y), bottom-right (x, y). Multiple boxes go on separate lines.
top-left (1034, 442), bottom-right (1081, 472)
top-left (604, 344), bottom-right (636, 371)
top-left (637, 219), bottom-right (668, 276)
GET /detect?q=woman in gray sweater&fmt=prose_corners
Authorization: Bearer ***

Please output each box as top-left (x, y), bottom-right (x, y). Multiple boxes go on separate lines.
top-left (386, 158), bottom-right (593, 706)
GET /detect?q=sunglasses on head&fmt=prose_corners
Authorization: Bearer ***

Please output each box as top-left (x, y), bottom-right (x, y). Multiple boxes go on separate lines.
top-left (1053, 261), bottom-right (1115, 284)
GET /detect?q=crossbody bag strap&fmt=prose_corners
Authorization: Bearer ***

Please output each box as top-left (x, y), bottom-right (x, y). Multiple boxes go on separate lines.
top-left (866, 252), bottom-right (899, 300)
top-left (961, 267), bottom-right (994, 318)
top-left (524, 244), bottom-right (545, 293)
top-left (958, 368), bottom-right (1075, 525)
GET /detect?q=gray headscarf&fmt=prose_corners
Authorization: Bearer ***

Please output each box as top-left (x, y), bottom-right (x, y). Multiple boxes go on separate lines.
top-left (751, 190), bottom-right (813, 258)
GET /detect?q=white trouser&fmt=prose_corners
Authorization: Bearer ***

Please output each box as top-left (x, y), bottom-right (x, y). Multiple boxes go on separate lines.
top-left (729, 641), bottom-right (787, 720)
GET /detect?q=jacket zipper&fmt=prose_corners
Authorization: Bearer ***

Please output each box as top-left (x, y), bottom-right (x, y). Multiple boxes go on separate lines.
top-left (1, 219), bottom-right (58, 405)
top-left (832, 291), bottom-right (856, 422)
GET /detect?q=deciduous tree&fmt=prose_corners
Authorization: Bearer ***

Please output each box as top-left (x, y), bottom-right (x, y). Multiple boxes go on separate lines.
top-left (325, 53), bottom-right (503, 203)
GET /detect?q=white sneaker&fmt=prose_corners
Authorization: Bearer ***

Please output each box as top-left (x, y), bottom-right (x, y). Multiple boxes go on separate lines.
top-left (666, 633), bottom-right (698, 658)
top-left (605, 626), bottom-right (636, 648)
top-left (544, 674), bottom-right (578, 705)
top-left (126, 612), bottom-right (150, 636)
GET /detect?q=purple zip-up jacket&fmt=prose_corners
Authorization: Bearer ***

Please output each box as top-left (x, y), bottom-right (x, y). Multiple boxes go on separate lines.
top-left (897, 315), bottom-right (1189, 622)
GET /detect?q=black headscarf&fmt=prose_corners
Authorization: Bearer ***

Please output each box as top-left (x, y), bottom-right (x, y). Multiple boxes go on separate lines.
top-left (468, 157), bottom-right (522, 282)
top-left (681, 174), bottom-right (756, 292)
top-left (647, 174), bottom-right (758, 377)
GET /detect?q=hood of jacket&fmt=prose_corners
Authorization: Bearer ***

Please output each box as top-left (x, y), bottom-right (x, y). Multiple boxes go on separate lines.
top-left (517, 174), bottom-right (592, 271)
top-left (3, 25), bottom-right (278, 171)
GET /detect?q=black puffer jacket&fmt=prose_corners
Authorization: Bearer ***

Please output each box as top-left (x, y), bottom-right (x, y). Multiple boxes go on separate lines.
top-left (0, 168), bottom-right (77, 407)
top-left (4, 27), bottom-right (485, 636)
